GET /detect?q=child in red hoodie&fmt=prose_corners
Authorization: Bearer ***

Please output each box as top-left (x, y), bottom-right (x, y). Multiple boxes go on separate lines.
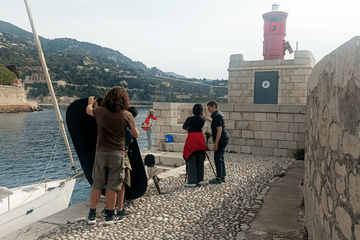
top-left (141, 109), bottom-right (157, 151)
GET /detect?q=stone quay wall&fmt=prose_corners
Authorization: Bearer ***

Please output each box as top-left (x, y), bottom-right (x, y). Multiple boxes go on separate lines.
top-left (228, 50), bottom-right (315, 105)
top-left (0, 85), bottom-right (38, 112)
top-left (304, 36), bottom-right (360, 240)
top-left (153, 102), bottom-right (305, 158)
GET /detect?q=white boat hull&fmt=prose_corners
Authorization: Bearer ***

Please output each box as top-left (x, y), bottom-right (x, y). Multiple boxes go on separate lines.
top-left (0, 178), bottom-right (76, 239)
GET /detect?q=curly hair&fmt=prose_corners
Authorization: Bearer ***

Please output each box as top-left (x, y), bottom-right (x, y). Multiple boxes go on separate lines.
top-left (101, 86), bottom-right (129, 113)
top-left (192, 104), bottom-right (203, 116)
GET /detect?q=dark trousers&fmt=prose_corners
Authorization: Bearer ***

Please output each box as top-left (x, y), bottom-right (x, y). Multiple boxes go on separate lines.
top-left (214, 138), bottom-right (229, 179)
top-left (186, 151), bottom-right (205, 184)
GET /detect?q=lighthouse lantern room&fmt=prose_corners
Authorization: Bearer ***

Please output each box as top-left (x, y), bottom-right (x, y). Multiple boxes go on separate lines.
top-left (262, 3), bottom-right (293, 60)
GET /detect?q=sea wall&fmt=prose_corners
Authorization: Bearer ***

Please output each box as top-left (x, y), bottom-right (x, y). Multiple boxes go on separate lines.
top-left (153, 102), bottom-right (305, 158)
top-left (0, 85), bottom-right (39, 112)
top-left (304, 36), bottom-right (360, 239)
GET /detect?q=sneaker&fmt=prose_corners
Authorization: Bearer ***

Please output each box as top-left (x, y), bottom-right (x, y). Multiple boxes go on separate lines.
top-left (104, 215), bottom-right (124, 225)
top-left (185, 183), bottom-right (198, 188)
top-left (221, 178), bottom-right (225, 182)
top-left (103, 207), bottom-right (108, 215)
top-left (87, 213), bottom-right (96, 225)
top-left (117, 209), bottom-right (132, 217)
top-left (209, 178), bottom-right (222, 184)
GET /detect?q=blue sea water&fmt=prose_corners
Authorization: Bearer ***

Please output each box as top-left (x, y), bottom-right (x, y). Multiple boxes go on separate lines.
top-left (0, 106), bottom-right (150, 205)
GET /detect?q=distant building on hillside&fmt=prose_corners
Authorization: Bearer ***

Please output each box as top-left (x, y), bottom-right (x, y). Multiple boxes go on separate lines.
top-left (23, 74), bottom-right (46, 84)
top-left (12, 79), bottom-right (22, 88)
top-left (24, 58), bottom-right (35, 62)
top-left (23, 66), bottom-right (42, 71)
top-left (175, 95), bottom-right (191, 99)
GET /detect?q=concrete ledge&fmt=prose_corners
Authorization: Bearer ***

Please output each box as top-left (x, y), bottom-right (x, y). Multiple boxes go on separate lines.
top-left (228, 64), bottom-right (314, 72)
top-left (158, 165), bottom-right (186, 180)
top-left (2, 198), bottom-right (106, 240)
top-left (246, 161), bottom-right (305, 240)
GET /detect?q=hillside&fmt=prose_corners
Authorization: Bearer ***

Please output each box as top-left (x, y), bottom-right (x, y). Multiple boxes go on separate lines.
top-left (0, 20), bottom-right (228, 103)
top-left (0, 66), bottom-right (17, 84)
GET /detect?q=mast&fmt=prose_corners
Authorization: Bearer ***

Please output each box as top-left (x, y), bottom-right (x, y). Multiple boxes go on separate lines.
top-left (24, 0), bottom-right (75, 168)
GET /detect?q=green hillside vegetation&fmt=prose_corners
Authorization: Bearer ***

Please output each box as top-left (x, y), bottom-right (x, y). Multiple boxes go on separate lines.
top-left (0, 20), bottom-right (228, 103)
top-left (0, 66), bottom-right (16, 85)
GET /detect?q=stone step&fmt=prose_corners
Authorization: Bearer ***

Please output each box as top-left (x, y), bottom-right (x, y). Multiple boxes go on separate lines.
top-left (155, 165), bottom-right (176, 174)
top-left (157, 165), bottom-right (186, 180)
top-left (158, 134), bottom-right (214, 153)
top-left (164, 142), bottom-right (185, 152)
top-left (166, 132), bottom-right (214, 144)
top-left (165, 133), bottom-right (188, 143)
top-left (140, 148), bottom-right (185, 167)
top-left (139, 147), bottom-right (215, 181)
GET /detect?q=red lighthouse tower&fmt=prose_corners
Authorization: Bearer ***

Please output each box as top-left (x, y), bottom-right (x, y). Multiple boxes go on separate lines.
top-left (262, 3), bottom-right (292, 60)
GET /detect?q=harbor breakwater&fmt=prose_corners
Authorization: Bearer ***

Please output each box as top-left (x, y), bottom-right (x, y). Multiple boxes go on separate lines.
top-left (0, 84), bottom-right (41, 113)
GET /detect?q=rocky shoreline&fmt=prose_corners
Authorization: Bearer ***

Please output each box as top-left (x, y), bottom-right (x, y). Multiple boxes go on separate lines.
top-left (0, 104), bottom-right (43, 113)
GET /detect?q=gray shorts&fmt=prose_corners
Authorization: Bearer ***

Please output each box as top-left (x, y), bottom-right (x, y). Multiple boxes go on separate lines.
top-left (92, 151), bottom-right (126, 191)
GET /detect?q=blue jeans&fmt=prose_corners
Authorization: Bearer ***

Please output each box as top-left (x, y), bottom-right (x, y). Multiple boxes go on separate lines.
top-left (214, 138), bottom-right (229, 179)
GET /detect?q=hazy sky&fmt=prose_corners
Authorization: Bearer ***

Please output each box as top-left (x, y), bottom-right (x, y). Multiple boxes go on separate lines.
top-left (1, 0), bottom-right (359, 80)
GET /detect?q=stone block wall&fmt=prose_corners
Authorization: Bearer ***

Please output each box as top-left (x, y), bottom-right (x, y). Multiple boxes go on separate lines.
top-left (153, 102), bottom-right (305, 158)
top-left (0, 85), bottom-right (28, 105)
top-left (228, 50), bottom-right (315, 105)
top-left (0, 85), bottom-right (38, 112)
top-left (304, 36), bottom-right (360, 240)
top-left (152, 102), bottom-right (185, 146)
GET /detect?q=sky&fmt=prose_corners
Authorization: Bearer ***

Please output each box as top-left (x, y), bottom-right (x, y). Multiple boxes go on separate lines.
top-left (1, 0), bottom-right (359, 80)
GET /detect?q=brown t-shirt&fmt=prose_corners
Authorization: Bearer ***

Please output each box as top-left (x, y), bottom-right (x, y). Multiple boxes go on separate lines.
top-left (93, 107), bottom-right (135, 153)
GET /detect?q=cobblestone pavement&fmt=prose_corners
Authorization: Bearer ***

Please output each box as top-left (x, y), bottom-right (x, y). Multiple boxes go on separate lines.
top-left (39, 153), bottom-right (295, 240)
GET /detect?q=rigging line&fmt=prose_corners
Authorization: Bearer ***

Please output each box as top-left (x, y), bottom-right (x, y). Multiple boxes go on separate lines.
top-left (0, 160), bottom-right (81, 182)
top-left (24, 0), bottom-right (75, 168)
top-left (37, 131), bottom-right (62, 185)
top-left (51, 166), bottom-right (79, 179)
top-left (0, 162), bottom-right (81, 188)
top-left (16, 132), bottom-right (63, 206)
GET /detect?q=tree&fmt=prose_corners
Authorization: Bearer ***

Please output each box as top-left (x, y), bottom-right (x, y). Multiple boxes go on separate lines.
top-left (0, 66), bottom-right (16, 85)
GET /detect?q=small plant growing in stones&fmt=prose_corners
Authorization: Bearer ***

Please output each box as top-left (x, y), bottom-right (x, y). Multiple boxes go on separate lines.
top-left (293, 149), bottom-right (305, 160)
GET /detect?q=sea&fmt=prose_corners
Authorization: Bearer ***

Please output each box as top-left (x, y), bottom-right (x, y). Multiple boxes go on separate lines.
top-left (0, 106), bottom-right (150, 206)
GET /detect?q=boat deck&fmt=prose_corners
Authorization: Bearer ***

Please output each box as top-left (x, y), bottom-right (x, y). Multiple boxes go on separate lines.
top-left (0, 180), bottom-right (67, 214)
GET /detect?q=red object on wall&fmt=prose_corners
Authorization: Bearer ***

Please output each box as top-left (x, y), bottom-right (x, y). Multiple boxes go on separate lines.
top-left (262, 4), bottom-right (292, 60)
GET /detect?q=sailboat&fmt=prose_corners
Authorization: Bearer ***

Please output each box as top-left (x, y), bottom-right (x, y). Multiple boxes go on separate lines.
top-left (0, 1), bottom-right (82, 238)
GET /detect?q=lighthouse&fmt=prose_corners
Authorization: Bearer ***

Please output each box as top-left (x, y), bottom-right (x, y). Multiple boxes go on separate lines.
top-left (262, 3), bottom-right (293, 60)
top-left (228, 3), bottom-right (315, 105)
